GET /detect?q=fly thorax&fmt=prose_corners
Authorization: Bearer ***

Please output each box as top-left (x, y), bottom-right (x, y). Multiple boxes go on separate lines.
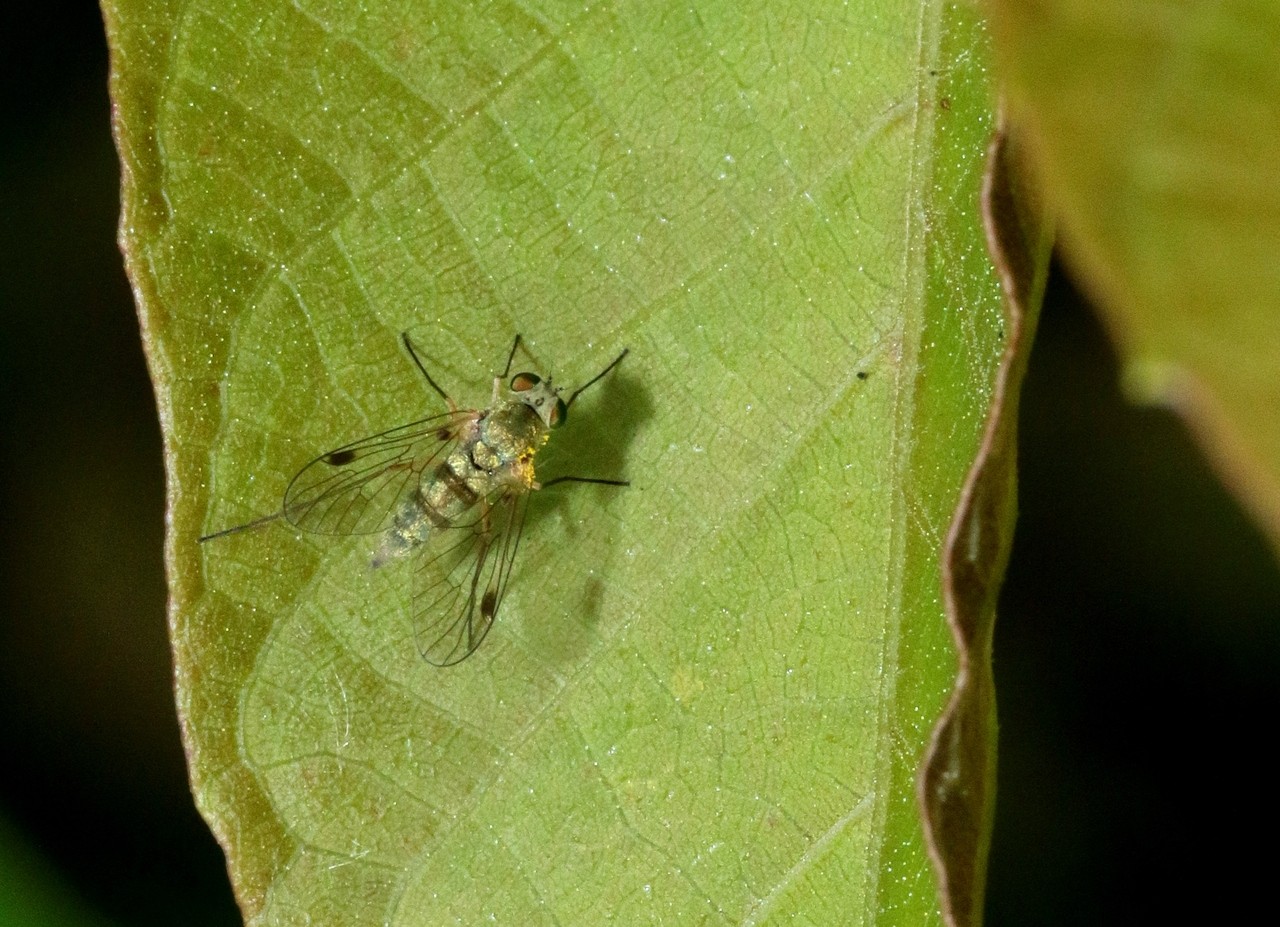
top-left (470, 440), bottom-right (502, 473)
top-left (481, 404), bottom-right (548, 464)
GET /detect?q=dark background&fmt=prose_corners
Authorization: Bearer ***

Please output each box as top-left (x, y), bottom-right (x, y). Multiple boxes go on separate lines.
top-left (2, 3), bottom-right (1277, 925)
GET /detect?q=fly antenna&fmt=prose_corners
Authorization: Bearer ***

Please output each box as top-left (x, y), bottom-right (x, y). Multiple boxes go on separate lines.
top-left (565, 348), bottom-right (628, 409)
top-left (500, 334), bottom-right (524, 379)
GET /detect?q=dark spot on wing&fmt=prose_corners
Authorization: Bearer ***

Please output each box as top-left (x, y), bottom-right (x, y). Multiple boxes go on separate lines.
top-left (324, 448), bottom-right (357, 466)
top-left (481, 589), bottom-right (498, 620)
top-left (436, 427), bottom-right (454, 441)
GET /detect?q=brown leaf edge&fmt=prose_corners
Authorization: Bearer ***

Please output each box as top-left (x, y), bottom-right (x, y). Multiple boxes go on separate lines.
top-left (918, 116), bottom-right (1051, 927)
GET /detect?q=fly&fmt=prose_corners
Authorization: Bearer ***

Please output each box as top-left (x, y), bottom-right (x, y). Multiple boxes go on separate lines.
top-left (200, 333), bottom-right (629, 665)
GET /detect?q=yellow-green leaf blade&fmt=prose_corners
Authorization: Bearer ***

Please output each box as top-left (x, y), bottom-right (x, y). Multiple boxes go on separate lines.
top-left (108, 0), bottom-right (1017, 923)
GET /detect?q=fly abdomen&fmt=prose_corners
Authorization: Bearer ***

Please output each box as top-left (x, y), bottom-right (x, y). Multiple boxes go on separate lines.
top-left (372, 494), bottom-right (436, 567)
top-left (438, 460), bottom-right (480, 507)
top-left (373, 453), bottom-right (488, 567)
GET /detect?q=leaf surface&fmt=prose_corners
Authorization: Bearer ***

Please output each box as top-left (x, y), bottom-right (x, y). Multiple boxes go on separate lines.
top-left (107, 0), bottom-right (1017, 923)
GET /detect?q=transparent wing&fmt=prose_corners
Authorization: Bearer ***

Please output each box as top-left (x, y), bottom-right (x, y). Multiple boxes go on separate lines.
top-left (412, 488), bottom-right (531, 665)
top-left (283, 410), bottom-right (477, 536)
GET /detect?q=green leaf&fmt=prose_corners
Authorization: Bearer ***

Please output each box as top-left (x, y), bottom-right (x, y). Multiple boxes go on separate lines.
top-left (989, 0), bottom-right (1280, 554)
top-left (108, 0), bottom-right (1024, 923)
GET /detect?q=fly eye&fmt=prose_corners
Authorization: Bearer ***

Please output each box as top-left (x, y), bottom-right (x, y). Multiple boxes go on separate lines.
top-left (548, 397), bottom-right (568, 428)
top-left (510, 372), bottom-right (540, 392)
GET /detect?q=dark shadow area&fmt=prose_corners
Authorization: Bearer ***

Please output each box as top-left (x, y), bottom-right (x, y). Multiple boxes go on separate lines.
top-left (529, 354), bottom-right (652, 519)
top-left (986, 264), bottom-right (1280, 924)
top-left (517, 355), bottom-right (648, 658)
top-left (0, 3), bottom-right (240, 925)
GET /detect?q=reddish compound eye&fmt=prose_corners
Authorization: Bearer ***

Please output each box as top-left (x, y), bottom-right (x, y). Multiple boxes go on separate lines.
top-left (548, 397), bottom-right (568, 428)
top-left (510, 372), bottom-right (540, 392)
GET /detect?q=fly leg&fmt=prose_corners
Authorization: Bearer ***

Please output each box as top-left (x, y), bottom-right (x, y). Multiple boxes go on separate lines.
top-left (491, 334), bottom-right (524, 403)
top-left (539, 475), bottom-right (630, 489)
top-left (402, 332), bottom-right (459, 414)
top-left (564, 347), bottom-right (628, 411)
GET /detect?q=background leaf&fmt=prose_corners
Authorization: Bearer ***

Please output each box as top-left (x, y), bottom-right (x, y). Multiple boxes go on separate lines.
top-left (107, 0), bottom-right (1012, 923)
top-left (988, 0), bottom-right (1280, 554)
